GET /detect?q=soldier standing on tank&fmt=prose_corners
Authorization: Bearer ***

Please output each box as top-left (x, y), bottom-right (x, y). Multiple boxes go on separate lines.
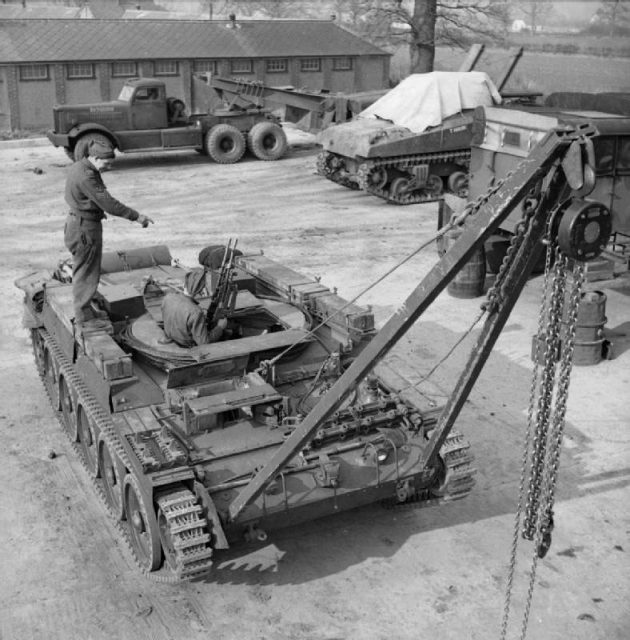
top-left (64, 140), bottom-right (154, 329)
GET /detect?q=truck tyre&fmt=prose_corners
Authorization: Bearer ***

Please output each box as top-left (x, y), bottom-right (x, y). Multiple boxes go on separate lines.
top-left (247, 122), bottom-right (288, 161)
top-left (73, 133), bottom-right (113, 162)
top-left (205, 125), bottom-right (246, 164)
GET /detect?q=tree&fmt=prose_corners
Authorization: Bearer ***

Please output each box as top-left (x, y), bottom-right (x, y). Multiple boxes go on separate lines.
top-left (516, 0), bottom-right (554, 35)
top-left (365, 0), bottom-right (510, 73)
top-left (594, 0), bottom-right (630, 37)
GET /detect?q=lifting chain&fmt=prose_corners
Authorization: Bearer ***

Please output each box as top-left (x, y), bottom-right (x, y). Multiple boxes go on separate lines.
top-left (500, 237), bottom-right (586, 640)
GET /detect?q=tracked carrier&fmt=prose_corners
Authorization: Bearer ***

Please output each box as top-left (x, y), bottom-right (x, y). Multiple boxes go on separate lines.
top-left (16, 114), bottom-right (613, 581)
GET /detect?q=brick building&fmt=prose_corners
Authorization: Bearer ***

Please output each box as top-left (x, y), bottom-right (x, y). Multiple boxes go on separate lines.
top-left (0, 18), bottom-right (390, 131)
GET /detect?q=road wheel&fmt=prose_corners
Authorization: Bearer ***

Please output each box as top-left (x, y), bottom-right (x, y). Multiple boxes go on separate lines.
top-left (247, 121), bottom-right (288, 161)
top-left (77, 405), bottom-right (99, 477)
top-left (389, 177), bottom-right (411, 200)
top-left (447, 171), bottom-right (468, 197)
top-left (43, 348), bottom-right (60, 411)
top-left (123, 474), bottom-right (161, 572)
top-left (99, 439), bottom-right (124, 520)
top-left (205, 124), bottom-right (246, 164)
top-left (59, 375), bottom-right (77, 440)
top-left (73, 132), bottom-right (113, 161)
top-left (425, 174), bottom-right (444, 198)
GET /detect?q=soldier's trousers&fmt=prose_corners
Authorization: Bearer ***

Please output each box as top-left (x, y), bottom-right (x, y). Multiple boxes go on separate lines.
top-left (64, 213), bottom-right (103, 324)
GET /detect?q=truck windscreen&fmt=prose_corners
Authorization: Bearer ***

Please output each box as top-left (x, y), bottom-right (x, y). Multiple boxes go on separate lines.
top-left (118, 86), bottom-right (134, 102)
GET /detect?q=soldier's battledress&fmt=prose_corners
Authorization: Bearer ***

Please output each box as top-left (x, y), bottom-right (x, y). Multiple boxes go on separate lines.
top-left (161, 292), bottom-right (224, 347)
top-left (64, 158), bottom-right (139, 324)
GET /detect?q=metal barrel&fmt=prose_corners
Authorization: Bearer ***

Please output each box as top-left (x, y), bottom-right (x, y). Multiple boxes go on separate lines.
top-left (445, 228), bottom-right (487, 299)
top-left (564, 290), bottom-right (608, 366)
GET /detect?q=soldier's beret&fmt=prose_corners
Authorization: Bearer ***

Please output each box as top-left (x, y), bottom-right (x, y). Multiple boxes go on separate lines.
top-left (89, 140), bottom-right (115, 160)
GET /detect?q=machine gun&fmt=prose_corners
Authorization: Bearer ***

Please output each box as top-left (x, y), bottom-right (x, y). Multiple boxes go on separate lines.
top-left (206, 238), bottom-right (239, 328)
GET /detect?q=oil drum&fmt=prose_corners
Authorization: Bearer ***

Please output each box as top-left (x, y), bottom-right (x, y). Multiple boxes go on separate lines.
top-left (445, 228), bottom-right (486, 298)
top-left (567, 290), bottom-right (608, 366)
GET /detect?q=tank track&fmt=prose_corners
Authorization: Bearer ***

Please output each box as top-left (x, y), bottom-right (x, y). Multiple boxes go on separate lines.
top-left (316, 150), bottom-right (361, 190)
top-left (382, 430), bottom-right (476, 510)
top-left (357, 149), bottom-right (471, 205)
top-left (32, 328), bottom-right (213, 582)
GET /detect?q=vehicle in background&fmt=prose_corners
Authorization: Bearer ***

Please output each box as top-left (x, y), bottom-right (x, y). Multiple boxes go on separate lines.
top-left (46, 76), bottom-right (288, 164)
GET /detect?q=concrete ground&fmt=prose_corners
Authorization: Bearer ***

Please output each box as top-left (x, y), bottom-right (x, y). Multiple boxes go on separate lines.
top-left (0, 132), bottom-right (628, 640)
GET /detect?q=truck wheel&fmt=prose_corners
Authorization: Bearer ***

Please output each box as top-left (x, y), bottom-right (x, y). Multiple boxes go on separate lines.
top-left (73, 133), bottom-right (113, 162)
top-left (247, 122), bottom-right (288, 161)
top-left (63, 147), bottom-right (75, 161)
top-left (205, 125), bottom-right (246, 164)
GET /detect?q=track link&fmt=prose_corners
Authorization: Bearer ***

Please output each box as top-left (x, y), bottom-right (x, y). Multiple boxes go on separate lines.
top-left (382, 430), bottom-right (477, 510)
top-left (357, 149), bottom-right (471, 204)
top-left (33, 328), bottom-right (213, 583)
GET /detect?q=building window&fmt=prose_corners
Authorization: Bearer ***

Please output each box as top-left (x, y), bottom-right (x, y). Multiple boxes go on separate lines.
top-left (300, 58), bottom-right (321, 73)
top-left (19, 64), bottom-right (49, 81)
top-left (112, 61), bottom-right (137, 77)
top-left (333, 57), bottom-right (353, 71)
top-left (67, 63), bottom-right (94, 79)
top-left (230, 59), bottom-right (253, 74)
top-left (266, 59), bottom-right (288, 73)
top-left (155, 61), bottom-right (178, 76)
top-left (194, 60), bottom-right (217, 75)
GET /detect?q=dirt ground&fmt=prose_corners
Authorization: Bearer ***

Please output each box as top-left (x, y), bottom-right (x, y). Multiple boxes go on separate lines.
top-left (1, 131), bottom-right (629, 640)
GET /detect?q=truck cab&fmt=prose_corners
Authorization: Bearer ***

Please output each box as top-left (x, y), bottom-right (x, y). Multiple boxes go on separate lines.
top-left (47, 77), bottom-right (194, 159)
top-left (119, 79), bottom-right (169, 130)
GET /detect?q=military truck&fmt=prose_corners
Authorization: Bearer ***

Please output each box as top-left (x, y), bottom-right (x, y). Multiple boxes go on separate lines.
top-left (466, 95), bottom-right (630, 275)
top-left (46, 76), bottom-right (288, 164)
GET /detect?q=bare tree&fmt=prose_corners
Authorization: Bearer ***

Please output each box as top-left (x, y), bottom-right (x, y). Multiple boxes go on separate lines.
top-left (594, 0), bottom-right (630, 37)
top-left (362, 0), bottom-right (509, 73)
top-left (515, 0), bottom-right (554, 35)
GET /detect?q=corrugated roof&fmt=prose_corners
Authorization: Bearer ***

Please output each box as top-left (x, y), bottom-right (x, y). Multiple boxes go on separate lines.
top-left (0, 19), bottom-right (387, 63)
top-left (0, 6), bottom-right (82, 20)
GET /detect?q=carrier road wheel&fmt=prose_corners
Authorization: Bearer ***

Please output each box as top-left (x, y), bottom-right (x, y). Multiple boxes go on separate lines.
top-left (73, 133), bottom-right (113, 161)
top-left (124, 475), bottom-right (161, 572)
top-left (59, 376), bottom-right (77, 440)
top-left (247, 122), bottom-right (288, 161)
top-left (99, 439), bottom-right (124, 520)
top-left (205, 124), bottom-right (246, 164)
top-left (77, 405), bottom-right (99, 476)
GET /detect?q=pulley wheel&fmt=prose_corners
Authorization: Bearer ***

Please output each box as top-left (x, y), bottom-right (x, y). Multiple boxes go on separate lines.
top-left (557, 199), bottom-right (612, 261)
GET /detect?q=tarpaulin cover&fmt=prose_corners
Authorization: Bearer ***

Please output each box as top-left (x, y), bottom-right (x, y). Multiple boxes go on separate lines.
top-left (359, 71), bottom-right (502, 134)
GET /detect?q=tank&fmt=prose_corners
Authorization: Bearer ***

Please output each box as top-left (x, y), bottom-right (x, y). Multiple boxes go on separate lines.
top-left (16, 243), bottom-right (476, 581)
top-left (316, 72), bottom-right (502, 204)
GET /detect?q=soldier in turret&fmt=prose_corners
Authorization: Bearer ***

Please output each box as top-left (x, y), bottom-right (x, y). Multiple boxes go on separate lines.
top-left (64, 140), bottom-right (154, 329)
top-left (161, 268), bottom-right (227, 347)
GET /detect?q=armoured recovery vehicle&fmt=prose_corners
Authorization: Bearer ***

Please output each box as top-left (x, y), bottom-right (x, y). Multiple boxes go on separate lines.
top-left (16, 115), bottom-right (612, 580)
top-left (46, 75), bottom-right (288, 164)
